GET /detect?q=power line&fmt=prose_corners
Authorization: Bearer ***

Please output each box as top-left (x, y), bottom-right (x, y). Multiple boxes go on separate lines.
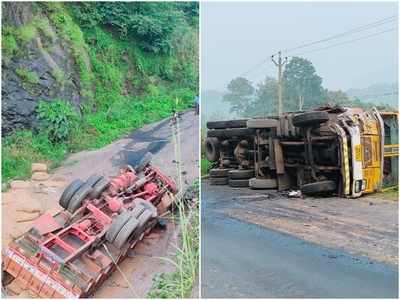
top-left (281, 15), bottom-right (397, 54)
top-left (239, 58), bottom-right (270, 78)
top-left (237, 14), bottom-right (397, 79)
top-left (290, 27), bottom-right (396, 56)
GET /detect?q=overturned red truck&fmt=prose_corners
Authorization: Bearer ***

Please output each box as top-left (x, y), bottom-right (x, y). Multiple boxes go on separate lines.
top-left (2, 154), bottom-right (178, 298)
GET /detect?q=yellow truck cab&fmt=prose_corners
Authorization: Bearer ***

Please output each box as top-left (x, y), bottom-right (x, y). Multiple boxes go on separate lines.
top-left (340, 108), bottom-right (398, 197)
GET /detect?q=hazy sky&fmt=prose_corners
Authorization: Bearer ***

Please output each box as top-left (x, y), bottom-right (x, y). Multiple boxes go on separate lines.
top-left (201, 2), bottom-right (398, 92)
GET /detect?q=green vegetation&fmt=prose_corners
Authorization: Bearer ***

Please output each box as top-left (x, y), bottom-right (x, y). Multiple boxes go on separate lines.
top-left (2, 33), bottom-right (17, 57)
top-left (223, 56), bottom-right (393, 117)
top-left (51, 68), bottom-right (65, 86)
top-left (2, 2), bottom-right (198, 183)
top-left (148, 181), bottom-right (199, 298)
top-left (15, 67), bottom-right (39, 84)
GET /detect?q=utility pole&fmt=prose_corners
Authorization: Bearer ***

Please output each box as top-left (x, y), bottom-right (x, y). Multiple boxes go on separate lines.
top-left (271, 51), bottom-right (287, 115)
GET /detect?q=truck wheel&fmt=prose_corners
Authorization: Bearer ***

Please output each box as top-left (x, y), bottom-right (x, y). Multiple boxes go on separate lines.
top-left (86, 174), bottom-right (104, 187)
top-left (210, 177), bottom-right (229, 185)
top-left (106, 211), bottom-right (132, 244)
top-left (246, 119), bottom-right (278, 128)
top-left (249, 178), bottom-right (277, 189)
top-left (292, 111), bottom-right (329, 127)
top-left (209, 168), bottom-right (231, 178)
top-left (204, 137), bottom-right (220, 162)
top-left (228, 169), bottom-right (255, 180)
top-left (133, 198), bottom-right (158, 218)
top-left (113, 217), bottom-right (140, 249)
top-left (229, 179), bottom-right (249, 188)
top-left (59, 179), bottom-right (84, 209)
top-left (136, 152), bottom-right (152, 173)
top-left (67, 183), bottom-right (93, 213)
top-left (89, 178), bottom-right (109, 199)
top-left (207, 120), bottom-right (247, 129)
top-left (137, 209), bottom-right (153, 228)
top-left (301, 180), bottom-right (336, 195)
top-left (208, 128), bottom-right (254, 138)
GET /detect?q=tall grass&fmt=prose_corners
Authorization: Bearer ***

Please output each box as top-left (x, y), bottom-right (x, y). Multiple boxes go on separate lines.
top-left (148, 182), bottom-right (199, 298)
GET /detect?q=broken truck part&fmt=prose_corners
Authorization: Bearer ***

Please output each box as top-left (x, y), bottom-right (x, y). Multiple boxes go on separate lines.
top-left (2, 156), bottom-right (178, 298)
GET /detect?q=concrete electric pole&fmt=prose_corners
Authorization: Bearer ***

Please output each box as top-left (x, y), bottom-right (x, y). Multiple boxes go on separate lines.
top-left (271, 51), bottom-right (288, 116)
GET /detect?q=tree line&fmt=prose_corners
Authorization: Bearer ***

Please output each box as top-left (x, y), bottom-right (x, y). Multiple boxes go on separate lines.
top-left (223, 57), bottom-right (386, 117)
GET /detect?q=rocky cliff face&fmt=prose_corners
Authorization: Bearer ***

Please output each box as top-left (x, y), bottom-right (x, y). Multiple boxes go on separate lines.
top-left (2, 3), bottom-right (85, 135)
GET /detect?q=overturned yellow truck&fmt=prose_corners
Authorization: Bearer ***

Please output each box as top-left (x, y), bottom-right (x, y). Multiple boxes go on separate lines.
top-left (205, 106), bottom-right (398, 197)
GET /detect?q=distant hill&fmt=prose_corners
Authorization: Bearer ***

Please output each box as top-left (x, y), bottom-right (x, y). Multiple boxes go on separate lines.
top-left (346, 83), bottom-right (398, 109)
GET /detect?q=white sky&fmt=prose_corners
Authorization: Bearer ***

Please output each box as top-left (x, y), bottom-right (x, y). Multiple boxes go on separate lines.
top-left (201, 1), bottom-right (399, 92)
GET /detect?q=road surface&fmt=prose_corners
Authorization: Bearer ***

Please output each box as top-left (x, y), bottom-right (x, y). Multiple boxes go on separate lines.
top-left (201, 181), bottom-right (398, 298)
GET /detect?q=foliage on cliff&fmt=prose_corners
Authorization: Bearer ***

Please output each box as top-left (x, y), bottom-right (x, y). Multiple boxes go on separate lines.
top-left (2, 2), bottom-right (198, 183)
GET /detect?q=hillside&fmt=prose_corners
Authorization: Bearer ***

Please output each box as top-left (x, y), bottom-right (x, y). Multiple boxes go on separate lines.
top-left (2, 2), bottom-right (198, 182)
top-left (346, 82), bottom-right (398, 109)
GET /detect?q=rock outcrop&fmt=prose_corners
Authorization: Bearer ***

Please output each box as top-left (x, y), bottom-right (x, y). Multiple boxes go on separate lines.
top-left (2, 2), bottom-right (85, 135)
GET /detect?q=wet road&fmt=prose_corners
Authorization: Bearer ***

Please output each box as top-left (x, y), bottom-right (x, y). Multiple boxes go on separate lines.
top-left (201, 181), bottom-right (398, 298)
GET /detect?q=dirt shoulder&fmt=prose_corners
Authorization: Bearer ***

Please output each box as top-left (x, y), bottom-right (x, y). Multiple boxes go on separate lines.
top-left (205, 181), bottom-right (398, 266)
top-left (2, 110), bottom-right (199, 298)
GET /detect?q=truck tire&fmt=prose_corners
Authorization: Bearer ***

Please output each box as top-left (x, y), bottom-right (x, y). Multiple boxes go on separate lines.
top-left (113, 217), bottom-right (140, 249)
top-left (136, 152), bottom-right (152, 173)
top-left (229, 179), bottom-right (249, 188)
top-left (59, 179), bottom-right (84, 209)
top-left (228, 169), bottom-right (255, 180)
top-left (86, 174), bottom-right (104, 187)
top-left (249, 178), bottom-right (277, 189)
top-left (204, 137), bottom-right (220, 162)
top-left (106, 211), bottom-right (132, 244)
top-left (301, 180), bottom-right (336, 195)
top-left (210, 177), bottom-right (229, 185)
top-left (133, 198), bottom-right (158, 218)
top-left (209, 168), bottom-right (231, 178)
top-left (137, 209), bottom-right (153, 228)
top-left (89, 178), bottom-right (109, 199)
top-left (67, 183), bottom-right (93, 213)
top-left (292, 111), bottom-right (329, 127)
top-left (207, 120), bottom-right (247, 129)
top-left (208, 128), bottom-right (254, 138)
top-left (247, 119), bottom-right (278, 128)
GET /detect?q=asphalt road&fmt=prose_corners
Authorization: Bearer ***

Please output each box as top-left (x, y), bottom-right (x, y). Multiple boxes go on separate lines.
top-left (201, 181), bottom-right (398, 298)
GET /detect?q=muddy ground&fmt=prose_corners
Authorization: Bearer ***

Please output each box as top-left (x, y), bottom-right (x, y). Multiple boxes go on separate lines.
top-left (201, 181), bottom-right (398, 298)
top-left (2, 110), bottom-right (199, 298)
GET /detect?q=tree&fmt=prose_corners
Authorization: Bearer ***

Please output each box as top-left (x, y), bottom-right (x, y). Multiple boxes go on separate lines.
top-left (326, 89), bottom-right (349, 106)
top-left (282, 57), bottom-right (325, 111)
top-left (223, 77), bottom-right (254, 116)
top-left (246, 76), bottom-right (278, 117)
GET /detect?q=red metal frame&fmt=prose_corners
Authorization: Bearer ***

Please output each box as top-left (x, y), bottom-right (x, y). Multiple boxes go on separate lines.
top-left (2, 163), bottom-right (178, 298)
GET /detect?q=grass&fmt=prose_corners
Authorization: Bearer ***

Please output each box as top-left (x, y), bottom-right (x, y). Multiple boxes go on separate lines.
top-left (2, 2), bottom-right (197, 185)
top-left (148, 181), bottom-right (199, 298)
top-left (2, 97), bottom-right (193, 183)
top-left (16, 68), bottom-right (39, 84)
top-left (201, 157), bottom-right (212, 176)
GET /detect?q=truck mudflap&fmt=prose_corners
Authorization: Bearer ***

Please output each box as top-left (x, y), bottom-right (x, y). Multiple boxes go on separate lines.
top-left (331, 124), bottom-right (350, 196)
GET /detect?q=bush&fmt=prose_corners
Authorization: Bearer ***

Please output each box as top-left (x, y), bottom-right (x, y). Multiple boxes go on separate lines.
top-left (37, 100), bottom-right (78, 143)
top-left (15, 68), bottom-right (39, 84)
